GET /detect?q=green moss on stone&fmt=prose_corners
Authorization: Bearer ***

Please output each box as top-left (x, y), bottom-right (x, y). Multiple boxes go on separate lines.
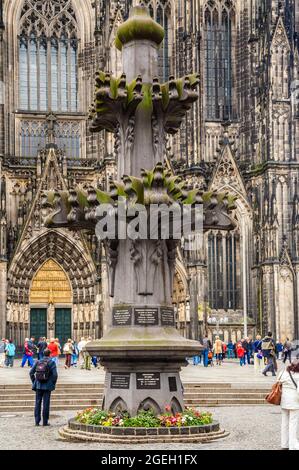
top-left (127, 78), bottom-right (137, 104)
top-left (175, 78), bottom-right (184, 99)
top-left (138, 84), bottom-right (153, 112)
top-left (116, 6), bottom-right (164, 51)
top-left (161, 83), bottom-right (170, 109)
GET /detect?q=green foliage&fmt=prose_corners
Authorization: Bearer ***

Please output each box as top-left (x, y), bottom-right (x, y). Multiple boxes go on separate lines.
top-left (122, 410), bottom-right (160, 428)
top-left (75, 407), bottom-right (213, 428)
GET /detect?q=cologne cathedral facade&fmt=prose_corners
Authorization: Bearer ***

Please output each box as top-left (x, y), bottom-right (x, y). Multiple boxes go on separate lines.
top-left (0, 0), bottom-right (299, 347)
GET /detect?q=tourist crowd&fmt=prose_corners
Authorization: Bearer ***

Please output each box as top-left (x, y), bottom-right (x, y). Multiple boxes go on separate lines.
top-left (0, 336), bottom-right (99, 370)
top-left (192, 334), bottom-right (295, 376)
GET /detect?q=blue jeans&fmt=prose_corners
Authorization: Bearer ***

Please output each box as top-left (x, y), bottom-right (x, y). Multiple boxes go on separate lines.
top-left (227, 349), bottom-right (234, 359)
top-left (240, 357), bottom-right (245, 366)
top-left (71, 354), bottom-right (78, 365)
top-left (263, 357), bottom-right (276, 375)
top-left (193, 355), bottom-right (200, 365)
top-left (21, 354), bottom-right (34, 367)
top-left (6, 356), bottom-right (14, 367)
top-left (246, 351), bottom-right (251, 364)
top-left (51, 356), bottom-right (58, 367)
top-left (92, 356), bottom-right (98, 367)
top-left (203, 349), bottom-right (209, 367)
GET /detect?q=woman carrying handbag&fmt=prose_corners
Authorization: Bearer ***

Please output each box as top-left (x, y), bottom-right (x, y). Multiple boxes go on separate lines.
top-left (279, 361), bottom-right (299, 450)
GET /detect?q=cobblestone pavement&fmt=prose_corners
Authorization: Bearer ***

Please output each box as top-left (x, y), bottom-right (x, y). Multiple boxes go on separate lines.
top-left (0, 360), bottom-right (283, 450)
top-left (0, 406), bottom-right (281, 450)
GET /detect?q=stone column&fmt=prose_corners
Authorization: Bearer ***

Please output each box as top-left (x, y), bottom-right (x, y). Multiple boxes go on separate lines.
top-left (188, 266), bottom-right (199, 340)
top-left (0, 16), bottom-right (4, 157)
top-left (185, 230), bottom-right (207, 340)
top-left (0, 260), bottom-right (7, 338)
top-left (262, 265), bottom-right (275, 336)
top-left (241, 217), bottom-right (248, 337)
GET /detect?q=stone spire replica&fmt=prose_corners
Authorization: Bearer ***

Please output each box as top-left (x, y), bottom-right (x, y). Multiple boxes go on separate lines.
top-left (44, 6), bottom-right (235, 415)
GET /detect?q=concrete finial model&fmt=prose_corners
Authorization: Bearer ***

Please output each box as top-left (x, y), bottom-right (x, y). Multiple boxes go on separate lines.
top-left (43, 6), bottom-right (235, 416)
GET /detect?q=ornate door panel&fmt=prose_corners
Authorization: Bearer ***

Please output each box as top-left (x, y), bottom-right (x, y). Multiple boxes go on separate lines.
top-left (30, 308), bottom-right (47, 340)
top-left (55, 308), bottom-right (72, 346)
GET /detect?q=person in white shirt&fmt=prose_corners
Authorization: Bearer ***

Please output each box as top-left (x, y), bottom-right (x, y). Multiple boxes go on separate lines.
top-left (0, 339), bottom-right (7, 368)
top-left (77, 337), bottom-right (87, 368)
top-left (279, 360), bottom-right (299, 450)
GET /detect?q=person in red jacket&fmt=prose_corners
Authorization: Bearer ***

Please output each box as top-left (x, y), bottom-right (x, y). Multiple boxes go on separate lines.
top-left (237, 343), bottom-right (245, 366)
top-left (47, 338), bottom-right (59, 367)
top-left (21, 338), bottom-right (34, 368)
top-left (222, 342), bottom-right (227, 359)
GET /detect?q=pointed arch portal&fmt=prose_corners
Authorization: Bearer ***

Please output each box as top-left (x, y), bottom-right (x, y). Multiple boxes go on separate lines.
top-left (30, 259), bottom-right (72, 305)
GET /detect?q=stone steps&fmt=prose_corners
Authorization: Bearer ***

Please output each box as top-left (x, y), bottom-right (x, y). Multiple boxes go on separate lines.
top-left (0, 383), bottom-right (269, 411)
top-left (0, 404), bottom-right (102, 412)
top-left (0, 393), bottom-right (267, 401)
top-left (184, 392), bottom-right (267, 398)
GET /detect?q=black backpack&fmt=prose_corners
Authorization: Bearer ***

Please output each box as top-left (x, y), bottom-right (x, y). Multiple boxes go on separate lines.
top-left (35, 359), bottom-right (50, 383)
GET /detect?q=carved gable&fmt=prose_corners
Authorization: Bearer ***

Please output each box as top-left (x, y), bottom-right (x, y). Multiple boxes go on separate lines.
top-left (12, 147), bottom-right (68, 250)
top-left (209, 144), bottom-right (249, 204)
top-left (271, 17), bottom-right (290, 51)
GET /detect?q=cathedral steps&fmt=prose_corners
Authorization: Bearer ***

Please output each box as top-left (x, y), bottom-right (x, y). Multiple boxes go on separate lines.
top-left (0, 382), bottom-right (269, 411)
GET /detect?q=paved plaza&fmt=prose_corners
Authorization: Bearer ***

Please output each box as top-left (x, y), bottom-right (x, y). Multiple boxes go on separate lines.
top-left (0, 360), bottom-right (283, 450)
top-left (0, 358), bottom-right (278, 385)
top-left (0, 406), bottom-right (281, 450)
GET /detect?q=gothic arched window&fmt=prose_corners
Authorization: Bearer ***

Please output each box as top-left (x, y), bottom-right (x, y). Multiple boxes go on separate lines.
top-left (204, 0), bottom-right (234, 121)
top-left (17, 0), bottom-right (81, 158)
top-left (208, 230), bottom-right (241, 310)
top-left (19, 0), bottom-right (79, 113)
top-left (140, 0), bottom-right (171, 82)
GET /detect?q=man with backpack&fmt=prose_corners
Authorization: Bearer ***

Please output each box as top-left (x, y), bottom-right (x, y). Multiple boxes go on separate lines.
top-left (30, 348), bottom-right (57, 426)
top-left (261, 332), bottom-right (277, 377)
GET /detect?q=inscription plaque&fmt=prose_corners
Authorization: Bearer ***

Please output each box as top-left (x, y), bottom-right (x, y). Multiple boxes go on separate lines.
top-left (161, 307), bottom-right (175, 326)
top-left (112, 306), bottom-right (132, 326)
top-left (136, 373), bottom-right (161, 389)
top-left (111, 373), bottom-right (130, 389)
top-left (134, 308), bottom-right (159, 326)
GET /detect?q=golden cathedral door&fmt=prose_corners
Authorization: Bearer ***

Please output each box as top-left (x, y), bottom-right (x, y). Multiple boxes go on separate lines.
top-left (29, 259), bottom-right (72, 341)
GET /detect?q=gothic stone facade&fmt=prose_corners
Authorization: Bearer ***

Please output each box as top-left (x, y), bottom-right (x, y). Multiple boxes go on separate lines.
top-left (0, 0), bottom-right (299, 347)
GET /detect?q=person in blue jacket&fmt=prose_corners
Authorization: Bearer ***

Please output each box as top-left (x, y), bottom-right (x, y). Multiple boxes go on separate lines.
top-left (30, 348), bottom-right (58, 426)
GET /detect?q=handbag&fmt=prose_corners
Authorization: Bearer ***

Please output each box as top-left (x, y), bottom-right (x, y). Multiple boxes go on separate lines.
top-left (266, 370), bottom-right (284, 405)
top-left (266, 381), bottom-right (282, 405)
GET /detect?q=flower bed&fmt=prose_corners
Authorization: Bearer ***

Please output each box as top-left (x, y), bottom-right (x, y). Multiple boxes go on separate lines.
top-left (75, 406), bottom-right (213, 428)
